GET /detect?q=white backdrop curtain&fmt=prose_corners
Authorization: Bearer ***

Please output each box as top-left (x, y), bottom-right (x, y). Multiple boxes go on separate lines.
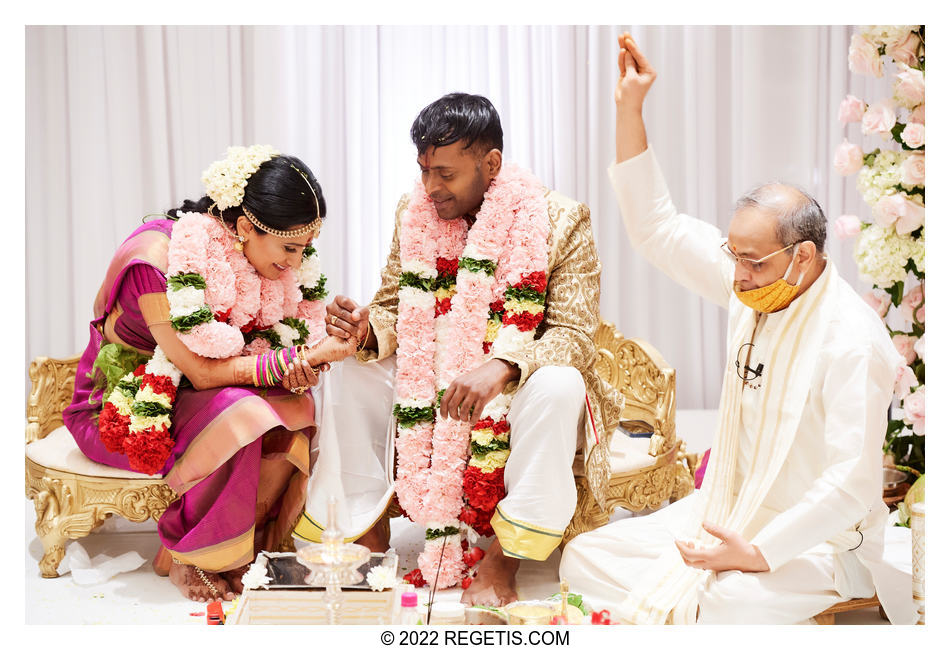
top-left (25, 25), bottom-right (885, 408)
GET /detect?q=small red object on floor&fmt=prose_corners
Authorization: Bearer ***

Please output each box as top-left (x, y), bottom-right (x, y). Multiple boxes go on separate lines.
top-left (206, 601), bottom-right (225, 625)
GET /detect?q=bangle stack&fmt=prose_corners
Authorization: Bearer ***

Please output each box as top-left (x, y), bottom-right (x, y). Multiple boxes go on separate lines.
top-left (252, 346), bottom-right (300, 387)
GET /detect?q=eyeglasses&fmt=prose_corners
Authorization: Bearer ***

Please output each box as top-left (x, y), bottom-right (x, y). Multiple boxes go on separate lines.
top-left (735, 342), bottom-right (763, 385)
top-left (720, 240), bottom-right (801, 272)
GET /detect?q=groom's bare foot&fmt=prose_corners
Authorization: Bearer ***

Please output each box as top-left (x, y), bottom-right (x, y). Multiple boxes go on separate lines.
top-left (169, 562), bottom-right (234, 603)
top-left (460, 539), bottom-right (520, 607)
top-left (355, 517), bottom-right (391, 553)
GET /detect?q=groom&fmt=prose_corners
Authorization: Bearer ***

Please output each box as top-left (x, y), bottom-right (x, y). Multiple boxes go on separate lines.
top-left (296, 93), bottom-right (621, 605)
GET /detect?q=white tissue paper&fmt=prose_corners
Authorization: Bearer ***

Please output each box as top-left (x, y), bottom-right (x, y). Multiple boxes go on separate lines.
top-left (58, 540), bottom-right (147, 585)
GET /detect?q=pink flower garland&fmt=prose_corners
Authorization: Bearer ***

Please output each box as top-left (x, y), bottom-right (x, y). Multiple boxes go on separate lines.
top-left (393, 165), bottom-right (549, 588)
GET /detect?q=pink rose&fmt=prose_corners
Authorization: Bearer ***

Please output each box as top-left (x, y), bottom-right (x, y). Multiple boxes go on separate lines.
top-left (833, 140), bottom-right (864, 175)
top-left (894, 66), bottom-right (925, 107)
top-left (902, 386), bottom-right (925, 436)
top-left (909, 103), bottom-right (925, 124)
top-left (897, 284), bottom-right (924, 323)
top-left (837, 95), bottom-right (866, 124)
top-left (914, 333), bottom-right (925, 364)
top-left (894, 364), bottom-right (919, 400)
top-left (849, 34), bottom-right (884, 77)
top-left (872, 193), bottom-right (925, 235)
top-left (863, 290), bottom-right (890, 319)
top-left (915, 304), bottom-right (925, 324)
top-left (902, 122), bottom-right (925, 149)
top-left (901, 153), bottom-right (925, 186)
top-left (892, 334), bottom-right (919, 365)
top-left (886, 31), bottom-right (922, 68)
top-left (861, 101), bottom-right (897, 136)
top-left (833, 214), bottom-right (862, 239)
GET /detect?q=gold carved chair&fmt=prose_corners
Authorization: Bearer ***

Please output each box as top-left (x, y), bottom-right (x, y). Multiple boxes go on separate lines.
top-left (27, 320), bottom-right (690, 576)
top-left (562, 321), bottom-right (694, 545)
top-left (25, 356), bottom-right (176, 578)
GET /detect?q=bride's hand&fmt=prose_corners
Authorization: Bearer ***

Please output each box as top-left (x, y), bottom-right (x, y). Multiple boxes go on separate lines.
top-left (306, 333), bottom-right (359, 366)
top-left (281, 356), bottom-right (330, 394)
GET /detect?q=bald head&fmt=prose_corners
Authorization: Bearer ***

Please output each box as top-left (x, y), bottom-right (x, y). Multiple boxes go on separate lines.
top-left (734, 183), bottom-right (827, 253)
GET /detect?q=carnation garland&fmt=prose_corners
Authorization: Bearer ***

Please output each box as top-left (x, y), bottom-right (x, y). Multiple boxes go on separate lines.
top-left (392, 164), bottom-right (550, 588)
top-left (833, 25), bottom-right (925, 475)
top-left (98, 211), bottom-right (328, 474)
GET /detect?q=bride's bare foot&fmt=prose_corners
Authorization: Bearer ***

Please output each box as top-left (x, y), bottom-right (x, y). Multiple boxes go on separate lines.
top-left (169, 562), bottom-right (235, 603)
top-left (220, 563), bottom-right (252, 595)
top-left (355, 517), bottom-right (391, 553)
top-left (460, 539), bottom-right (519, 607)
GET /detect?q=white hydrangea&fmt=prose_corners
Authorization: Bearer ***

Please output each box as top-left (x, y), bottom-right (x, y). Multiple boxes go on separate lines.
top-left (854, 223), bottom-right (920, 288)
top-left (857, 150), bottom-right (907, 207)
top-left (295, 252), bottom-right (322, 288)
top-left (272, 321), bottom-right (299, 348)
top-left (859, 25), bottom-right (914, 47)
top-left (241, 562), bottom-right (272, 590)
top-left (167, 286), bottom-right (207, 319)
top-left (145, 346), bottom-right (183, 386)
top-left (201, 145), bottom-right (280, 209)
top-left (365, 565), bottom-right (398, 592)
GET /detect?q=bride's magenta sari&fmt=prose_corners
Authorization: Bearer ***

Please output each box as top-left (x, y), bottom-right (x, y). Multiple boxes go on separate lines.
top-left (64, 219), bottom-right (315, 572)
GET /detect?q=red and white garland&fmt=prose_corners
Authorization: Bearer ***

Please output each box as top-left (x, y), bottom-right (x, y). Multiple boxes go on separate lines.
top-left (393, 164), bottom-right (550, 588)
top-left (98, 212), bottom-right (328, 474)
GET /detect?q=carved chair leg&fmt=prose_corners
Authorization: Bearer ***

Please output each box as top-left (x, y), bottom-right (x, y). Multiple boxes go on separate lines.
top-left (37, 528), bottom-right (68, 578)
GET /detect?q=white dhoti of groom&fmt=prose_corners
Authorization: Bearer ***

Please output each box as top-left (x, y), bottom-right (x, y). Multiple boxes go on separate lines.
top-left (559, 146), bottom-right (916, 625)
top-left (295, 355), bottom-right (586, 560)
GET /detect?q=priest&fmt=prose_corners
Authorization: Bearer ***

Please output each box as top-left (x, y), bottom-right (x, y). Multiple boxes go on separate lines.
top-left (559, 34), bottom-right (915, 625)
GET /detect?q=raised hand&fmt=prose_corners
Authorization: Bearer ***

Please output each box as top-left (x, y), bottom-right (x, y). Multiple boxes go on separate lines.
top-left (674, 521), bottom-right (770, 573)
top-left (615, 32), bottom-right (656, 113)
top-left (614, 32), bottom-right (656, 163)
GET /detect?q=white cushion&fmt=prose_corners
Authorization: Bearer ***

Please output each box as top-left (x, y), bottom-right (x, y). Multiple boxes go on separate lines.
top-left (608, 429), bottom-right (655, 474)
top-left (26, 426), bottom-right (162, 480)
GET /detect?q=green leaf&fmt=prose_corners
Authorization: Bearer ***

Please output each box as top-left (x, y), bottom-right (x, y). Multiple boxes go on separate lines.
top-left (884, 281), bottom-right (904, 309)
top-left (281, 316), bottom-right (310, 346)
top-left (170, 306), bottom-right (214, 331)
top-left (167, 272), bottom-right (207, 291)
top-left (504, 286), bottom-right (546, 304)
top-left (245, 328), bottom-right (283, 349)
top-left (303, 244), bottom-right (316, 258)
top-left (301, 274), bottom-right (328, 301)
top-left (131, 401), bottom-right (172, 417)
top-left (87, 343), bottom-right (151, 400)
top-left (399, 272), bottom-right (433, 292)
top-left (458, 257), bottom-right (498, 276)
top-left (393, 404), bottom-right (435, 427)
top-left (424, 526), bottom-right (460, 540)
top-left (471, 439), bottom-right (510, 456)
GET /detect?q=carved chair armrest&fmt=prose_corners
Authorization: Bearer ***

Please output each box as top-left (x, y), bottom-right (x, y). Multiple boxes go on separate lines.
top-left (27, 356), bottom-right (81, 444)
top-left (594, 321), bottom-right (677, 457)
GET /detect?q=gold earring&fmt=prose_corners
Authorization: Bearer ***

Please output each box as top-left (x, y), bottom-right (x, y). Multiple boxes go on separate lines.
top-left (234, 235), bottom-right (246, 252)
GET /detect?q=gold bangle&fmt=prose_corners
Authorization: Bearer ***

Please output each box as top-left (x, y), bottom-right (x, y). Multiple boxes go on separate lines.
top-left (356, 327), bottom-right (371, 353)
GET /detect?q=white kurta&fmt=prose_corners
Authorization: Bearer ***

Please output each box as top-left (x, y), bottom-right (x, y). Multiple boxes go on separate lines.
top-left (559, 146), bottom-right (914, 624)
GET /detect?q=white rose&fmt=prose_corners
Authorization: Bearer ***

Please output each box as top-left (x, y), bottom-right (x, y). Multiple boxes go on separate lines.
top-left (901, 153), bottom-right (925, 187)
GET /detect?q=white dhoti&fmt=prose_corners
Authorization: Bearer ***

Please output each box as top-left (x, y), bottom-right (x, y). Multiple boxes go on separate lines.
top-left (560, 494), bottom-right (850, 624)
top-left (295, 356), bottom-right (586, 561)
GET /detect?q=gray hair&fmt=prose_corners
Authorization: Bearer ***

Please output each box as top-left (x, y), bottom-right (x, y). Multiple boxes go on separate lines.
top-left (734, 183), bottom-right (827, 253)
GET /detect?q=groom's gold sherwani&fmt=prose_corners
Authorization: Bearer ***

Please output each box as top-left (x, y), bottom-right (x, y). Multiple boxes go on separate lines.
top-left (362, 190), bottom-right (623, 516)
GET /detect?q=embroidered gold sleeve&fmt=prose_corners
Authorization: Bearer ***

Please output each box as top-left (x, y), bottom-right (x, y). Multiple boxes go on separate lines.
top-left (357, 195), bottom-right (408, 363)
top-left (493, 202), bottom-right (601, 389)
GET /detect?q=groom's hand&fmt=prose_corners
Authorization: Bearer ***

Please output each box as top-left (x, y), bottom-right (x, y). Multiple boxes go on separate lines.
top-left (674, 522), bottom-right (770, 573)
top-left (325, 295), bottom-right (376, 351)
top-left (440, 359), bottom-right (521, 423)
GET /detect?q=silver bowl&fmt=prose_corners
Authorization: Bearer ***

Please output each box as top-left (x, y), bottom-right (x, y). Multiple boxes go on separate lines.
top-left (883, 467), bottom-right (908, 489)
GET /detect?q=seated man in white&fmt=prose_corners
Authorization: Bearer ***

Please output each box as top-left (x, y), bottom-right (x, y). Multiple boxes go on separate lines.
top-left (559, 34), bottom-right (915, 625)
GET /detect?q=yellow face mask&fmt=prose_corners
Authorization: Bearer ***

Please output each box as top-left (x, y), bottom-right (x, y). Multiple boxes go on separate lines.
top-left (733, 244), bottom-right (805, 313)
